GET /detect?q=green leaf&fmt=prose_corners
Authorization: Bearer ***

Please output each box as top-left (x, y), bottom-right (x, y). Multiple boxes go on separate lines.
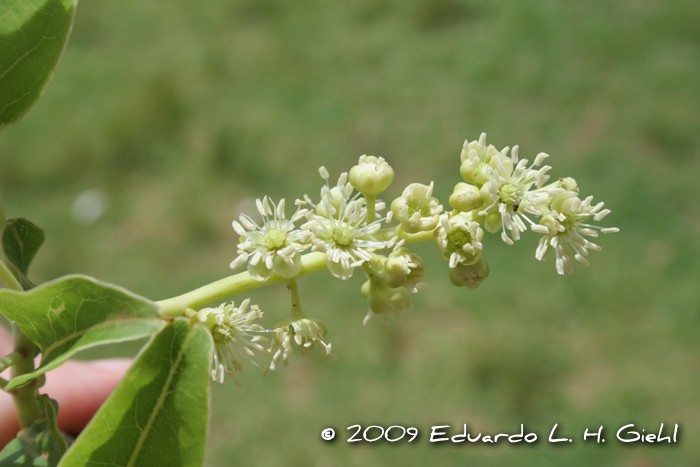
top-left (0, 275), bottom-right (165, 390)
top-left (31, 395), bottom-right (67, 466)
top-left (1, 217), bottom-right (45, 290)
top-left (0, 436), bottom-right (46, 467)
top-left (0, 394), bottom-right (67, 467)
top-left (58, 319), bottom-right (212, 467)
top-left (0, 0), bottom-right (78, 129)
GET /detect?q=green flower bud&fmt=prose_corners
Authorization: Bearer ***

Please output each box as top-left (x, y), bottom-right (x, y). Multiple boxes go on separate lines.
top-left (383, 247), bottom-right (426, 292)
top-left (484, 212), bottom-right (501, 234)
top-left (360, 279), bottom-right (371, 298)
top-left (365, 278), bottom-right (413, 324)
top-left (449, 258), bottom-right (490, 289)
top-left (349, 155), bottom-right (394, 197)
top-left (390, 182), bottom-right (443, 234)
top-left (449, 182), bottom-right (483, 212)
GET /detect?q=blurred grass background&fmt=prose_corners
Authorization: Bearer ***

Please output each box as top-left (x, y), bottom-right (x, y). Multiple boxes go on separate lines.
top-left (1, 0), bottom-right (700, 465)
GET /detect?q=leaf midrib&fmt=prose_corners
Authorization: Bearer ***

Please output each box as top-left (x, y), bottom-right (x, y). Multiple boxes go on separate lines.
top-left (126, 327), bottom-right (192, 467)
top-left (42, 316), bottom-right (162, 357)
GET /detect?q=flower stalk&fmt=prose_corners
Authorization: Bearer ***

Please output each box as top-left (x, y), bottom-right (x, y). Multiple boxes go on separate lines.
top-left (156, 227), bottom-right (437, 318)
top-left (115, 134), bottom-right (618, 384)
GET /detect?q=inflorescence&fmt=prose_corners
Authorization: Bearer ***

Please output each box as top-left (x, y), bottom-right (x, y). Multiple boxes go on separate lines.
top-left (198, 133), bottom-right (618, 384)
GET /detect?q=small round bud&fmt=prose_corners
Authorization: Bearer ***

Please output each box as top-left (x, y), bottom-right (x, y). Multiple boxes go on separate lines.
top-left (349, 155), bottom-right (394, 197)
top-left (449, 182), bottom-right (483, 212)
top-left (484, 212), bottom-right (501, 234)
top-left (365, 279), bottom-right (412, 324)
top-left (449, 259), bottom-right (490, 288)
top-left (384, 247), bottom-right (426, 292)
top-left (360, 279), bottom-right (371, 298)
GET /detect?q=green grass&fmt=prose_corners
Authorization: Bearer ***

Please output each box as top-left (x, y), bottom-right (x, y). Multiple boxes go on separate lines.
top-left (2, 0), bottom-right (700, 465)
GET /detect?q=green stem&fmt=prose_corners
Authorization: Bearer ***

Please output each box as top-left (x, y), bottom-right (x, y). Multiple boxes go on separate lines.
top-left (0, 350), bottom-right (26, 373)
top-left (365, 195), bottom-right (376, 223)
top-left (286, 278), bottom-right (304, 319)
top-left (157, 252), bottom-right (329, 317)
top-left (156, 226), bottom-right (438, 317)
top-left (9, 325), bottom-right (41, 428)
top-left (0, 259), bottom-right (22, 291)
top-left (0, 376), bottom-right (7, 390)
top-left (0, 239), bottom-right (42, 427)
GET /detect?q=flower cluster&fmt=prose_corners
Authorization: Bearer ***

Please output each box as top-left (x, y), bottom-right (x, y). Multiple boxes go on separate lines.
top-left (196, 133), bottom-right (618, 384)
top-left (451, 133), bottom-right (618, 274)
top-left (301, 167), bottom-right (391, 280)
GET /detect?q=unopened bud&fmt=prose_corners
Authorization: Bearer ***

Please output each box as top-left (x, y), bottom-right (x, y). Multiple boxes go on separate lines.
top-left (360, 279), bottom-right (371, 298)
top-left (365, 279), bottom-right (412, 324)
top-left (349, 155), bottom-right (394, 197)
top-left (449, 182), bottom-right (483, 212)
top-left (449, 259), bottom-right (490, 289)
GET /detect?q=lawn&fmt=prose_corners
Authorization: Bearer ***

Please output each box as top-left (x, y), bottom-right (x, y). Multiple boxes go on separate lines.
top-left (1, 0), bottom-right (699, 465)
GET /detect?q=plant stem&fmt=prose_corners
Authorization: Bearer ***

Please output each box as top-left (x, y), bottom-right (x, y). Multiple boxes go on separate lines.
top-left (365, 195), bottom-right (376, 223)
top-left (286, 278), bottom-right (304, 319)
top-left (156, 226), bottom-right (438, 317)
top-left (157, 252), bottom-right (329, 317)
top-left (0, 350), bottom-right (25, 373)
top-left (0, 244), bottom-right (42, 428)
top-left (9, 325), bottom-right (42, 428)
top-left (0, 259), bottom-right (22, 291)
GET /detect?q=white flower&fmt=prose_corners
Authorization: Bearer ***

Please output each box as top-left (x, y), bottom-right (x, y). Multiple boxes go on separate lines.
top-left (268, 315), bottom-right (335, 371)
top-left (390, 182), bottom-right (443, 234)
top-left (532, 191), bottom-right (619, 275)
top-left (301, 168), bottom-right (391, 280)
top-left (230, 196), bottom-right (312, 281)
top-left (349, 155), bottom-right (395, 197)
top-left (190, 300), bottom-right (269, 385)
top-left (267, 326), bottom-right (294, 371)
top-left (478, 145), bottom-right (554, 244)
top-left (435, 213), bottom-right (484, 268)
